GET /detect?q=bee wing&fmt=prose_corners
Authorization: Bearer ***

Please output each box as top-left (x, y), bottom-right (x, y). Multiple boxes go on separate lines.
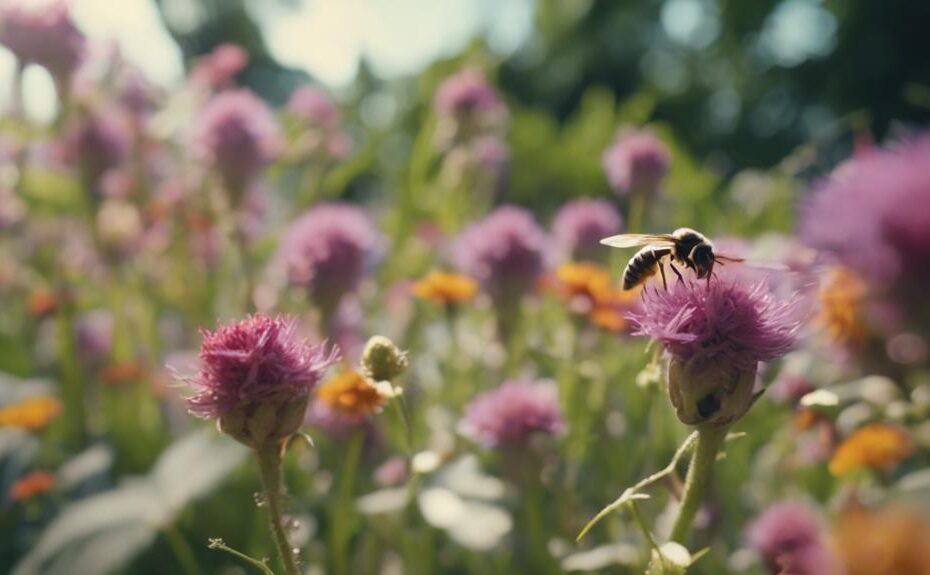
top-left (600, 234), bottom-right (676, 248)
top-left (715, 253), bottom-right (789, 271)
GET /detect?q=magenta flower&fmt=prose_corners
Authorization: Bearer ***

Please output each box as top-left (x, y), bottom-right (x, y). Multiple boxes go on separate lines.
top-left (552, 198), bottom-right (623, 260)
top-left (602, 128), bottom-right (670, 196)
top-left (434, 68), bottom-right (504, 120)
top-left (76, 309), bottom-right (113, 367)
top-left (190, 43), bottom-right (248, 90)
top-left (287, 85), bottom-right (339, 129)
top-left (192, 89), bottom-right (281, 191)
top-left (183, 314), bottom-right (337, 423)
top-left (279, 202), bottom-right (380, 310)
top-left (462, 380), bottom-right (565, 448)
top-left (0, 1), bottom-right (84, 79)
top-left (453, 205), bottom-right (548, 304)
top-left (65, 113), bottom-right (130, 186)
top-left (801, 134), bottom-right (930, 292)
top-left (747, 502), bottom-right (842, 575)
top-left (630, 274), bottom-right (797, 425)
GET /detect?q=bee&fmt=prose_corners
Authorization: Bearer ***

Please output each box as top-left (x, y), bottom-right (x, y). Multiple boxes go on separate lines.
top-left (600, 227), bottom-right (745, 290)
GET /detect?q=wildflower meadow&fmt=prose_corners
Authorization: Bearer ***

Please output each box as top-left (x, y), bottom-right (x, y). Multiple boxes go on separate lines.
top-left (2, 1), bottom-right (930, 574)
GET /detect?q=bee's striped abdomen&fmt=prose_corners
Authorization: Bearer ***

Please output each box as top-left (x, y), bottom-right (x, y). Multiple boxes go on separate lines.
top-left (622, 247), bottom-right (672, 290)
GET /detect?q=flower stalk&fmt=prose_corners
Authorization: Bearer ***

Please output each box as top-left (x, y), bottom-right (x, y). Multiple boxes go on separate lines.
top-left (669, 423), bottom-right (729, 543)
top-left (256, 441), bottom-right (301, 575)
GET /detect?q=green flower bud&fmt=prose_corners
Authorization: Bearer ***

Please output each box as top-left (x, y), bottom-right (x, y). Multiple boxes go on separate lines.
top-left (667, 357), bottom-right (759, 427)
top-left (361, 335), bottom-right (408, 382)
top-left (218, 392), bottom-right (311, 449)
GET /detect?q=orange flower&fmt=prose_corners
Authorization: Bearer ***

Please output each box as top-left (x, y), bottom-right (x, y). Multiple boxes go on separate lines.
top-left (10, 470), bottom-right (54, 501)
top-left (412, 271), bottom-right (478, 305)
top-left (793, 408), bottom-right (820, 431)
top-left (818, 266), bottom-right (868, 348)
top-left (27, 289), bottom-right (58, 318)
top-left (828, 424), bottom-right (912, 476)
top-left (100, 360), bottom-right (147, 386)
top-left (549, 262), bottom-right (639, 332)
top-left (0, 396), bottom-right (63, 430)
top-left (834, 504), bottom-right (930, 575)
top-left (317, 369), bottom-right (385, 416)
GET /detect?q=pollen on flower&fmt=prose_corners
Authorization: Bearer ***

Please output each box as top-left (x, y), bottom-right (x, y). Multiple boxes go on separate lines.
top-left (10, 470), bottom-right (54, 501)
top-left (818, 266), bottom-right (868, 348)
top-left (0, 396), bottom-right (63, 430)
top-left (412, 270), bottom-right (478, 304)
top-left (828, 423), bottom-right (913, 476)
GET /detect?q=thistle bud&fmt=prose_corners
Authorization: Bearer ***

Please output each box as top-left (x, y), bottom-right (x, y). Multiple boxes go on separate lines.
top-left (667, 357), bottom-right (758, 427)
top-left (361, 335), bottom-right (408, 382)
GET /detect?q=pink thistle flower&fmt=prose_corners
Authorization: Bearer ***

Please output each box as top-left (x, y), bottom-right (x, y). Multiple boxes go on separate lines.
top-left (801, 134), bottom-right (930, 294)
top-left (602, 128), bottom-right (670, 197)
top-left (630, 274), bottom-right (797, 425)
top-left (747, 502), bottom-right (843, 575)
top-left (552, 198), bottom-right (623, 260)
top-left (64, 113), bottom-right (130, 186)
top-left (181, 315), bottom-right (338, 447)
top-left (287, 85), bottom-right (340, 129)
top-left (192, 89), bottom-right (281, 192)
top-left (453, 205), bottom-right (548, 304)
top-left (190, 43), bottom-right (248, 90)
top-left (434, 68), bottom-right (504, 120)
top-left (0, 1), bottom-right (84, 79)
top-left (279, 202), bottom-right (380, 310)
top-left (462, 380), bottom-right (565, 449)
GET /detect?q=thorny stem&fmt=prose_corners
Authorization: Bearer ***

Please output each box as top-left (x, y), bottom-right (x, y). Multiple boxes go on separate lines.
top-left (256, 442), bottom-right (301, 575)
top-left (669, 424), bottom-right (730, 544)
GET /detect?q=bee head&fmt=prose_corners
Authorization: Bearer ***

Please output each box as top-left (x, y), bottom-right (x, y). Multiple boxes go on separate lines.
top-left (690, 244), bottom-right (715, 279)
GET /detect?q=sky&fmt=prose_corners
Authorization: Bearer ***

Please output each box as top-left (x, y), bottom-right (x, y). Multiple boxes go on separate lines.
top-left (0, 0), bottom-right (534, 123)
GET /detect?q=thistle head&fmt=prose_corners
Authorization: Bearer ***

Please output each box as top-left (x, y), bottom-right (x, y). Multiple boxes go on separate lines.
top-left (462, 380), bottom-right (565, 449)
top-left (629, 275), bottom-right (797, 425)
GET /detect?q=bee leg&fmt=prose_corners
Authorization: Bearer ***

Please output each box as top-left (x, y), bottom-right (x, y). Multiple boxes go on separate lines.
top-left (669, 262), bottom-right (685, 284)
top-left (659, 262), bottom-right (668, 290)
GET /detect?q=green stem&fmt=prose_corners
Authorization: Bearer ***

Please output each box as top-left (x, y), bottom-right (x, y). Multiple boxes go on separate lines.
top-left (627, 192), bottom-right (647, 234)
top-left (331, 430), bottom-right (363, 575)
top-left (163, 526), bottom-right (203, 575)
top-left (256, 442), bottom-right (301, 575)
top-left (668, 424), bottom-right (729, 544)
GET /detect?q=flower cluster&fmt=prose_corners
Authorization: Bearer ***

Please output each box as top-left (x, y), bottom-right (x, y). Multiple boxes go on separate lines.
top-left (551, 199), bottom-right (623, 261)
top-left (602, 128), bottom-right (670, 197)
top-left (747, 502), bottom-right (842, 575)
top-left (0, 1), bottom-right (85, 80)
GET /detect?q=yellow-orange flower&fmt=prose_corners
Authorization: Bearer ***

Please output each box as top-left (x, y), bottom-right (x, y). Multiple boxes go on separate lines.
top-left (834, 504), bottom-right (930, 575)
top-left (549, 262), bottom-right (639, 332)
top-left (100, 360), bottom-right (147, 386)
top-left (27, 289), bottom-right (58, 318)
top-left (818, 266), bottom-right (868, 348)
top-left (828, 424), bottom-right (912, 476)
top-left (412, 271), bottom-right (478, 305)
top-left (10, 470), bottom-right (54, 501)
top-left (317, 369), bottom-right (385, 416)
top-left (0, 396), bottom-right (63, 430)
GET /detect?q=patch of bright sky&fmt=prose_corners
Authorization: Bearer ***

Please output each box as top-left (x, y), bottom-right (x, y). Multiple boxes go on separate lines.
top-left (256, 0), bottom-right (535, 87)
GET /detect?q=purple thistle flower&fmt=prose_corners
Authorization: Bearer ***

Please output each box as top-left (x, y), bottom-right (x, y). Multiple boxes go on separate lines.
top-left (630, 274), bottom-right (797, 425)
top-left (75, 309), bottom-right (113, 367)
top-left (552, 198), bottom-right (623, 260)
top-left (183, 314), bottom-right (337, 422)
top-left (453, 205), bottom-right (548, 304)
top-left (65, 113), bottom-right (130, 186)
top-left (192, 89), bottom-right (281, 191)
top-left (747, 502), bottom-right (843, 575)
top-left (0, 1), bottom-right (84, 79)
top-left (190, 43), bottom-right (248, 90)
top-left (630, 276), bottom-right (797, 370)
top-left (801, 134), bottom-right (930, 292)
top-left (434, 68), bottom-right (504, 120)
top-left (602, 128), bottom-right (670, 196)
top-left (279, 202), bottom-right (380, 310)
top-left (287, 85), bottom-right (340, 129)
top-left (462, 380), bottom-right (565, 448)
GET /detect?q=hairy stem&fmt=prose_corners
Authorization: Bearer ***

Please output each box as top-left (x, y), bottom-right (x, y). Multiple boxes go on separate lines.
top-left (256, 442), bottom-right (301, 575)
top-left (669, 424), bottom-right (729, 544)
